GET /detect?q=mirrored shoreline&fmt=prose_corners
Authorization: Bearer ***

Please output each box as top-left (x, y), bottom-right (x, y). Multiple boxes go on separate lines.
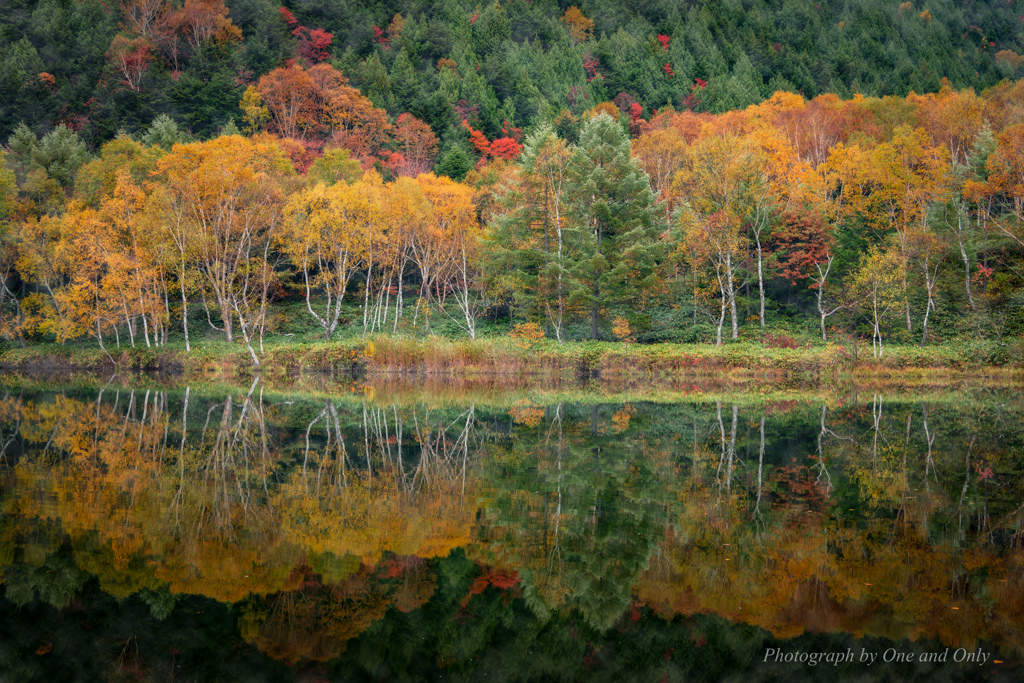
top-left (0, 379), bottom-right (1020, 680)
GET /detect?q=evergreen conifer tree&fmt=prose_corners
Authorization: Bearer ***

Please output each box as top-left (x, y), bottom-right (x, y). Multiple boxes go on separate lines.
top-left (567, 113), bottom-right (661, 339)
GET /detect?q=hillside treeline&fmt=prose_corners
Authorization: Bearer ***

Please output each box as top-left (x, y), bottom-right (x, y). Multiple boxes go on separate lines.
top-left (2, 0), bottom-right (1024, 148)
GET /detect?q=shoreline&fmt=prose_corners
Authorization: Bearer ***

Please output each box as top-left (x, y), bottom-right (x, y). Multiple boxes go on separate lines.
top-left (1, 335), bottom-right (1020, 383)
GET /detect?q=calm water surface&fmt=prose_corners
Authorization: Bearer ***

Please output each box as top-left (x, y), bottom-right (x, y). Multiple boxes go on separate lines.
top-left (0, 379), bottom-right (1021, 681)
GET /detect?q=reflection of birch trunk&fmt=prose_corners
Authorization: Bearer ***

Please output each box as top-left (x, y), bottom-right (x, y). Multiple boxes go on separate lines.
top-left (92, 377), bottom-right (112, 460)
top-left (872, 394), bottom-right (881, 471)
top-left (361, 402), bottom-right (372, 482)
top-left (903, 413), bottom-right (912, 500)
top-left (921, 404), bottom-right (938, 495)
top-left (813, 405), bottom-right (833, 493)
top-left (548, 403), bottom-right (564, 574)
top-left (191, 376), bottom-right (266, 533)
top-left (138, 389), bottom-right (150, 451)
top-left (302, 399), bottom-right (352, 494)
top-left (171, 386), bottom-right (189, 518)
top-left (715, 401), bottom-right (725, 487)
top-left (304, 402), bottom-right (331, 495)
top-left (393, 406), bottom-right (404, 492)
top-left (752, 415), bottom-right (765, 524)
top-left (200, 393), bottom-right (232, 533)
top-left (407, 405), bottom-right (476, 497)
top-left (728, 405), bottom-right (737, 493)
top-left (714, 402), bottom-right (737, 497)
top-left (958, 437), bottom-right (975, 541)
top-left (329, 401), bottom-right (348, 493)
top-left (461, 405), bottom-right (473, 503)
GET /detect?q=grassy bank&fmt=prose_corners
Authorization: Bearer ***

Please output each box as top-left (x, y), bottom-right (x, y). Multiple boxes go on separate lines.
top-left (1, 365), bottom-right (1019, 414)
top-left (1, 333), bottom-right (1022, 382)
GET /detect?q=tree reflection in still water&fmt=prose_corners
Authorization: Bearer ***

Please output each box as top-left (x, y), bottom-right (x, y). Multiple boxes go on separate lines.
top-left (0, 381), bottom-right (1021, 678)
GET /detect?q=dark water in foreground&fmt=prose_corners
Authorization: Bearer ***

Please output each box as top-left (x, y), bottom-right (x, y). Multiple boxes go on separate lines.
top-left (0, 380), bottom-right (1021, 681)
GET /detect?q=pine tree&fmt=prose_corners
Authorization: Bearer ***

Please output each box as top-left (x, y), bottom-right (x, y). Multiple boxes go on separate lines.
top-left (567, 113), bottom-right (661, 339)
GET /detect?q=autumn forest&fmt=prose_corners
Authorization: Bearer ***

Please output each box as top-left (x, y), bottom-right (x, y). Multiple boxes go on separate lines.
top-left (2, 0), bottom-right (1024, 364)
top-left (3, 1), bottom-right (1024, 677)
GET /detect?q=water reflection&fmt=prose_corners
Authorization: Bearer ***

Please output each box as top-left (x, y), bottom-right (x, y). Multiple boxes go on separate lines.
top-left (0, 381), bottom-right (1021, 676)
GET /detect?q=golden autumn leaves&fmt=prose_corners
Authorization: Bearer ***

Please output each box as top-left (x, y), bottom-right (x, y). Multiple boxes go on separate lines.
top-left (6, 82), bottom-right (1024, 353)
top-left (282, 172), bottom-right (480, 340)
top-left (8, 133), bottom-right (477, 363)
top-left (628, 85), bottom-right (1024, 349)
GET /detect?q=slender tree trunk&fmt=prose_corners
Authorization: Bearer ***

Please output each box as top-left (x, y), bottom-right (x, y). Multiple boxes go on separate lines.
top-left (139, 289), bottom-right (152, 348)
top-left (920, 256), bottom-right (939, 348)
top-left (123, 302), bottom-right (136, 348)
top-left (362, 262), bottom-right (372, 337)
top-left (756, 237), bottom-right (765, 328)
top-left (726, 252), bottom-right (738, 340)
top-left (872, 288), bottom-right (882, 358)
top-left (179, 270), bottom-right (190, 352)
top-left (715, 264), bottom-right (726, 347)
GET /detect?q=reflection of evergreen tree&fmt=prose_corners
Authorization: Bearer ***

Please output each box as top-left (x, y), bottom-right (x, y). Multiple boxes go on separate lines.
top-left (474, 403), bottom-right (667, 631)
top-left (2, 538), bottom-right (88, 609)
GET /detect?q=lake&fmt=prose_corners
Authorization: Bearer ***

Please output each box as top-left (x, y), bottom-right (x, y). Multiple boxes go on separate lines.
top-left (0, 377), bottom-right (1020, 681)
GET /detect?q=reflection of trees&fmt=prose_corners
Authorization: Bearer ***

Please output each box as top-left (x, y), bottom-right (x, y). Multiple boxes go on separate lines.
top-left (240, 557), bottom-right (437, 664)
top-left (160, 378), bottom-right (282, 602)
top-left (0, 387), bottom-right (480, 613)
top-left (638, 398), bottom-right (1024, 653)
top-left (0, 386), bottom-right (1023, 659)
top-left (472, 402), bottom-right (667, 631)
top-left (276, 400), bottom-right (478, 567)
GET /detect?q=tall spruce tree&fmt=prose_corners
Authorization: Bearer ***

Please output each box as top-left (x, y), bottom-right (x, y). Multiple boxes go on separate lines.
top-left (567, 113), bottom-right (661, 339)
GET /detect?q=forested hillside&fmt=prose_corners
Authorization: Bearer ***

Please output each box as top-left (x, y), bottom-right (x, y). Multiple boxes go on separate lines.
top-left (1, 0), bottom-right (1023, 359)
top-left (2, 0), bottom-right (1024, 145)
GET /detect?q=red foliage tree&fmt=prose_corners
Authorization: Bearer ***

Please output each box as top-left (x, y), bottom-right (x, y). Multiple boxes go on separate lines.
top-left (461, 120), bottom-right (491, 157)
top-left (489, 137), bottom-right (523, 160)
top-left (299, 28), bottom-right (333, 63)
top-left (106, 35), bottom-right (154, 92)
top-left (280, 6), bottom-right (333, 63)
top-left (394, 113), bottom-right (439, 175)
top-left (770, 210), bottom-right (833, 284)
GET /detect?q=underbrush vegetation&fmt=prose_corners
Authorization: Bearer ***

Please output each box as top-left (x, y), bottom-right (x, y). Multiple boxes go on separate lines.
top-left (4, 307), bottom-right (1021, 381)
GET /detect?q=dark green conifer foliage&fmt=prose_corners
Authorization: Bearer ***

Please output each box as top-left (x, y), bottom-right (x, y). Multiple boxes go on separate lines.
top-left (566, 113), bottom-right (661, 339)
top-left (30, 123), bottom-right (89, 189)
top-left (434, 144), bottom-right (472, 181)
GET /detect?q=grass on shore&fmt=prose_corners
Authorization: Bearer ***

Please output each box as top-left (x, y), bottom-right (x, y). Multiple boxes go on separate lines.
top-left (1, 330), bottom-right (1022, 382)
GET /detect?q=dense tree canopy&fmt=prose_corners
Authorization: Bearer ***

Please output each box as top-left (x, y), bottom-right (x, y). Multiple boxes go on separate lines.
top-left (0, 82), bottom-right (1023, 351)
top-left (0, 0), bottom-right (1023, 350)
